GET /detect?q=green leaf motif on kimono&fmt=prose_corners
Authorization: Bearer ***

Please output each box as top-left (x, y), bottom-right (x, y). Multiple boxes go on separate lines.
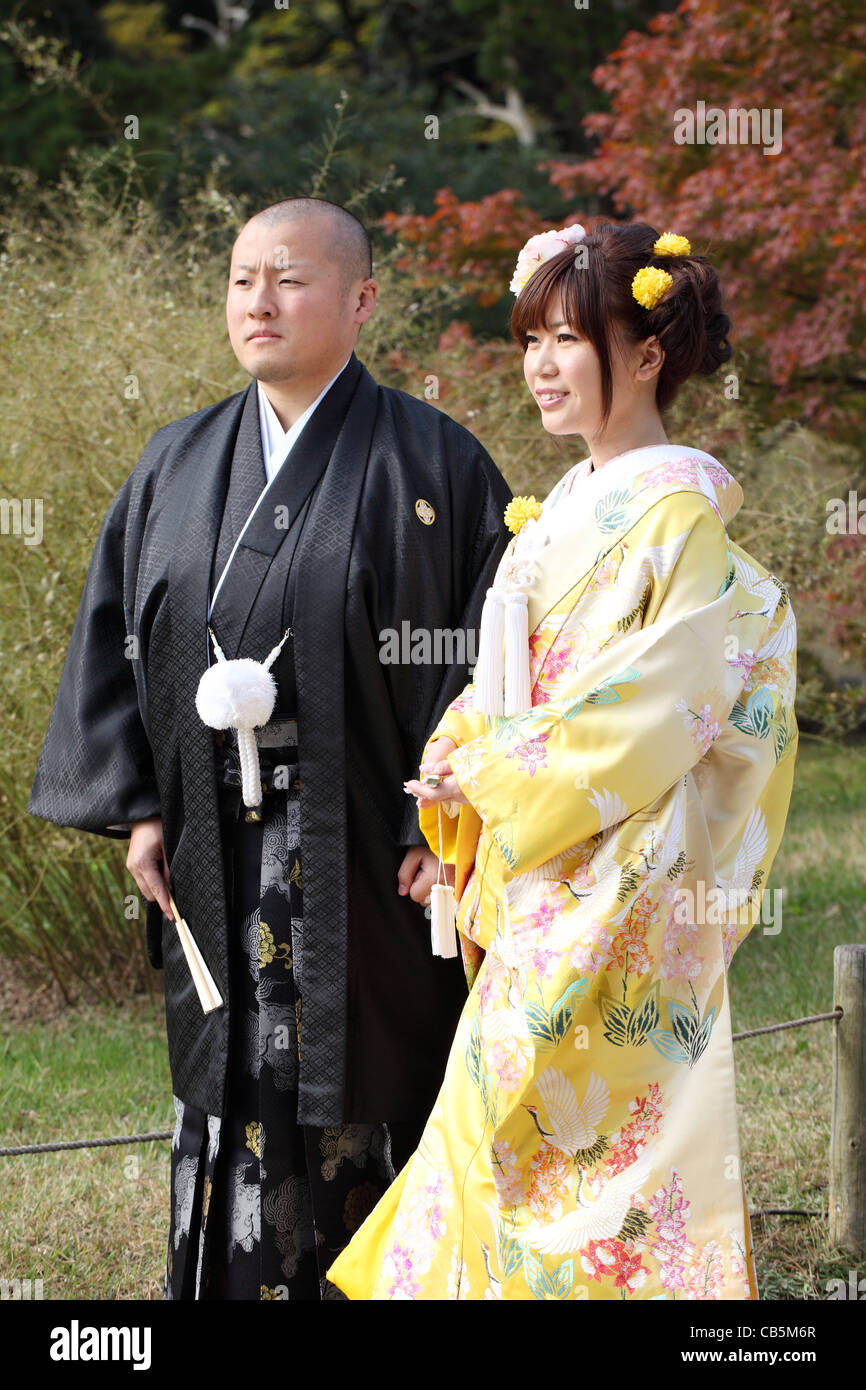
top-left (500, 1236), bottom-right (525, 1280)
top-left (598, 993), bottom-right (630, 1048)
top-left (627, 982), bottom-right (661, 1044)
top-left (669, 999), bottom-right (697, 1050)
top-left (491, 714), bottom-right (535, 748)
top-left (465, 1015), bottom-right (484, 1090)
top-left (690, 1007), bottom-right (716, 1066)
top-left (648, 1001), bottom-right (717, 1068)
top-left (551, 1259), bottom-right (575, 1299)
top-left (493, 821), bottom-right (518, 869)
top-left (465, 1016), bottom-right (498, 1124)
top-left (523, 1251), bottom-right (574, 1301)
top-left (647, 1026), bottom-right (689, 1065)
top-left (526, 980), bottom-right (588, 1049)
top-left (595, 488), bottom-right (632, 533)
top-left (562, 666), bottom-right (640, 722)
top-left (729, 689), bottom-right (773, 741)
top-left (771, 707), bottom-right (794, 763)
top-left (747, 688), bottom-right (773, 738)
top-left (598, 982), bottom-right (659, 1048)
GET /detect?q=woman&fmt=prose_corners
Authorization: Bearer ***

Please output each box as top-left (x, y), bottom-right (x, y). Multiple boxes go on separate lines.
top-left (328, 222), bottom-right (798, 1300)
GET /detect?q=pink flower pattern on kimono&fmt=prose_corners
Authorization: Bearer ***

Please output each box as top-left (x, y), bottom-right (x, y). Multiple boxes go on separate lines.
top-left (581, 1238), bottom-right (650, 1293)
top-left (649, 1169), bottom-right (695, 1293)
top-left (478, 951), bottom-right (510, 1015)
top-left (643, 459), bottom-right (730, 520)
top-left (581, 1238), bottom-right (618, 1283)
top-left (380, 1170), bottom-right (454, 1299)
top-left (676, 700), bottom-right (723, 756)
top-left (526, 1143), bottom-right (572, 1222)
top-left (506, 732), bottom-right (551, 777)
top-left (685, 1239), bottom-right (725, 1299)
top-left (510, 894), bottom-right (564, 979)
top-left (661, 915), bottom-right (703, 984)
top-left (608, 893), bottom-right (655, 979)
top-left (537, 640), bottom-right (576, 693)
top-left (606, 1084), bottom-right (664, 1177)
top-left (726, 646), bottom-right (758, 682)
top-left (486, 1035), bottom-right (534, 1090)
top-left (383, 1242), bottom-right (423, 1300)
top-left (528, 631), bottom-right (548, 688)
top-left (721, 918), bottom-right (740, 970)
top-left (490, 1139), bottom-right (526, 1209)
top-left (728, 1230), bottom-right (752, 1299)
top-left (570, 924), bottom-right (615, 975)
top-left (449, 688), bottom-right (477, 715)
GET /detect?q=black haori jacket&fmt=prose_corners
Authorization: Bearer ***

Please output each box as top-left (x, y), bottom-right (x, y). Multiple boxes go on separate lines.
top-left (28, 353), bottom-right (512, 1126)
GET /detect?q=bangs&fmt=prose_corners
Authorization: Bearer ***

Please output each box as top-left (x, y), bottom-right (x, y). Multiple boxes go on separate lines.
top-left (510, 246), bottom-right (588, 346)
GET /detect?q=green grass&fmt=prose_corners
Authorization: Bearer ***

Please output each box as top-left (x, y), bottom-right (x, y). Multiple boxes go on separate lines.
top-left (0, 736), bottom-right (862, 1300)
top-left (730, 735), bottom-right (866, 1300)
top-left (0, 994), bottom-right (171, 1299)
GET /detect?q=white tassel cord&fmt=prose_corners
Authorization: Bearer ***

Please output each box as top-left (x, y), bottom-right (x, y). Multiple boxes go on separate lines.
top-left (504, 592), bottom-right (530, 716)
top-left (474, 587), bottom-right (506, 716)
top-left (430, 802), bottom-right (458, 958)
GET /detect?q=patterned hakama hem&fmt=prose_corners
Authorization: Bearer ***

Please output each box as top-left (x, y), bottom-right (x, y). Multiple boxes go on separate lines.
top-left (164, 732), bottom-right (395, 1300)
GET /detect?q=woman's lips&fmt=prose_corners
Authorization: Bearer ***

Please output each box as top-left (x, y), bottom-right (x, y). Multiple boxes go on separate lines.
top-left (537, 390), bottom-right (568, 411)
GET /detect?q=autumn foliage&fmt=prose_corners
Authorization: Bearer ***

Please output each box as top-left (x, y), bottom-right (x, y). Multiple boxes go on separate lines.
top-left (382, 0), bottom-right (866, 438)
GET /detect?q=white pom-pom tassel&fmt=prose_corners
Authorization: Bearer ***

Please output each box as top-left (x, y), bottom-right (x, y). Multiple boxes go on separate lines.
top-left (504, 592), bottom-right (530, 715)
top-left (430, 883), bottom-right (458, 958)
top-left (195, 658), bottom-right (278, 730)
top-left (196, 634), bottom-right (286, 811)
top-left (474, 587), bottom-right (505, 716)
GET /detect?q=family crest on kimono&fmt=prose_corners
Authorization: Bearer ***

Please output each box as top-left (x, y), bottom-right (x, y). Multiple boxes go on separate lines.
top-left (329, 221), bottom-right (798, 1301)
top-left (28, 198), bottom-right (512, 1299)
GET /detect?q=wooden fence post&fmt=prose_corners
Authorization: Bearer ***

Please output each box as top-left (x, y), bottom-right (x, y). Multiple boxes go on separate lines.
top-left (829, 943), bottom-right (866, 1254)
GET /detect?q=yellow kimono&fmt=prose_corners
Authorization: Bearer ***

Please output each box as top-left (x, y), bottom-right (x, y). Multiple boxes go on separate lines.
top-left (329, 445), bottom-right (797, 1301)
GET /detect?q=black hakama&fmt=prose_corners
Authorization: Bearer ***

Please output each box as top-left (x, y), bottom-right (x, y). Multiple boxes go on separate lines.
top-left (165, 724), bottom-right (401, 1300)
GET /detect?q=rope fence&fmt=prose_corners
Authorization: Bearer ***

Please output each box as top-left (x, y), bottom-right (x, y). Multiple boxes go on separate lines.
top-left (1, 945), bottom-right (863, 1254)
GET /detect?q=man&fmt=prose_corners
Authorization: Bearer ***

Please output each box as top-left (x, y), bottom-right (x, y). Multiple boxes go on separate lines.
top-left (28, 197), bottom-right (511, 1299)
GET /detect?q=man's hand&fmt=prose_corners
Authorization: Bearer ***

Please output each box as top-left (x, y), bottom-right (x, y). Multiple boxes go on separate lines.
top-left (397, 846), bottom-right (454, 905)
top-left (127, 816), bottom-right (172, 918)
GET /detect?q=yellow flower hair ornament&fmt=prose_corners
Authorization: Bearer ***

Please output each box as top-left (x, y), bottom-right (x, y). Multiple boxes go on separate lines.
top-left (504, 496), bottom-right (543, 535)
top-left (631, 231), bottom-right (691, 310)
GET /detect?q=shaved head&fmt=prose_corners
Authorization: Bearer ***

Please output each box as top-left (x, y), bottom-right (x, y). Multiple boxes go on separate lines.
top-left (245, 198), bottom-right (372, 294)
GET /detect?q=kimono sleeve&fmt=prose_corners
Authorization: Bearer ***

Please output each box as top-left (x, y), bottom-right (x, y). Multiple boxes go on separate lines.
top-left (449, 493), bottom-right (744, 877)
top-left (27, 475), bottom-right (162, 839)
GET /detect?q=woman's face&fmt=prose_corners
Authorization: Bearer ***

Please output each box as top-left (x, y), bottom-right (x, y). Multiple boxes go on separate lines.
top-left (522, 292), bottom-right (605, 438)
top-left (522, 291), bottom-right (654, 445)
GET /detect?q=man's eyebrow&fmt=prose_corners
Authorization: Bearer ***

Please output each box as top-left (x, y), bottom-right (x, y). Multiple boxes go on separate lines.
top-left (231, 261), bottom-right (314, 271)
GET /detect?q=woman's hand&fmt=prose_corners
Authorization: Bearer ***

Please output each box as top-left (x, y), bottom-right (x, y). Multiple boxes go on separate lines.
top-left (404, 735), bottom-right (468, 810)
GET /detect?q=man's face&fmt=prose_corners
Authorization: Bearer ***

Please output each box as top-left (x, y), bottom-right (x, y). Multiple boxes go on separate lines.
top-left (226, 216), bottom-right (375, 384)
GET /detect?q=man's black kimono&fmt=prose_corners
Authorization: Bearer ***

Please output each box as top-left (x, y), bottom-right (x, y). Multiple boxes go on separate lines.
top-left (28, 353), bottom-right (511, 1134)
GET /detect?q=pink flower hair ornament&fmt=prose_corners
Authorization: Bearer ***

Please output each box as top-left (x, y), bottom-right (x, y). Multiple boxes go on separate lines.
top-left (509, 224), bottom-right (587, 296)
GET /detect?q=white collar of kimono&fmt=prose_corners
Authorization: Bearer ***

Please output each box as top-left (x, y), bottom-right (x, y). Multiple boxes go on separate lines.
top-left (473, 444), bottom-right (736, 718)
top-left (206, 355), bottom-right (352, 625)
top-left (257, 355), bottom-right (352, 482)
